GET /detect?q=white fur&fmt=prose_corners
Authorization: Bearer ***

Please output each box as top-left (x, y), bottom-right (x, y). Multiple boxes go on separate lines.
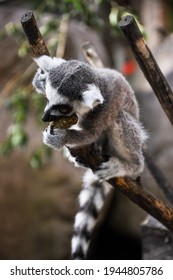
top-left (79, 186), bottom-right (104, 212)
top-left (93, 191), bottom-right (104, 212)
top-left (71, 236), bottom-right (88, 256)
top-left (45, 79), bottom-right (69, 110)
top-left (34, 55), bottom-right (65, 72)
top-left (83, 169), bottom-right (98, 187)
top-left (82, 84), bottom-right (104, 109)
top-left (103, 182), bottom-right (112, 195)
top-left (79, 188), bottom-right (93, 207)
top-left (68, 123), bottom-right (81, 131)
top-left (63, 147), bottom-right (78, 165)
top-left (32, 68), bottom-right (48, 94)
top-left (81, 170), bottom-right (109, 211)
top-left (71, 236), bottom-right (80, 254)
top-left (74, 212), bottom-right (95, 232)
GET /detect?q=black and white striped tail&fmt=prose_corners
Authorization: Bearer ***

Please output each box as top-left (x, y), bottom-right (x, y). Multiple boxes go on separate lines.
top-left (71, 169), bottom-right (111, 259)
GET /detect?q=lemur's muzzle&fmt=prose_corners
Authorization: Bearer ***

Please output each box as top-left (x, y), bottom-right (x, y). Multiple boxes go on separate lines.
top-left (42, 104), bottom-right (78, 129)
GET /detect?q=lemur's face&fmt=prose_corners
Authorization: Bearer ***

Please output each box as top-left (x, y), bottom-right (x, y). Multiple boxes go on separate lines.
top-left (32, 56), bottom-right (104, 123)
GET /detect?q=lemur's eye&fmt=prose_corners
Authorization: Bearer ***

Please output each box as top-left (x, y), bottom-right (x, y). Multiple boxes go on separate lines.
top-left (58, 105), bottom-right (72, 115)
top-left (59, 105), bottom-right (72, 114)
top-left (50, 104), bottom-right (73, 115)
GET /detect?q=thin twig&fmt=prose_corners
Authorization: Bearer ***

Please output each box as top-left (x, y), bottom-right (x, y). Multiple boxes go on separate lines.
top-left (56, 15), bottom-right (69, 58)
top-left (82, 42), bottom-right (104, 68)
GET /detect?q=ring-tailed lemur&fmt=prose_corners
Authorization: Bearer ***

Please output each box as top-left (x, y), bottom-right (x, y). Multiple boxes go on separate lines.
top-left (32, 55), bottom-right (147, 259)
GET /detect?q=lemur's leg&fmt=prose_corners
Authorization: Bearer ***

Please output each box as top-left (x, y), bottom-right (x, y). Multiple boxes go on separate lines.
top-left (71, 169), bottom-right (111, 259)
top-left (95, 111), bottom-right (147, 181)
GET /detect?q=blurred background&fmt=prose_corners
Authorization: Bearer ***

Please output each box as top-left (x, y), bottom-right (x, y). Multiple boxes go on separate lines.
top-left (1, 0), bottom-right (173, 260)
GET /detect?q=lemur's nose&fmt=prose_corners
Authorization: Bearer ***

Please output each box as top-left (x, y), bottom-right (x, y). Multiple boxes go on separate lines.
top-left (42, 111), bottom-right (50, 122)
top-left (42, 111), bottom-right (60, 122)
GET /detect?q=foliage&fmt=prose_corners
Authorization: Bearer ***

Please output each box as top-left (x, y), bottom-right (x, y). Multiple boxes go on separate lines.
top-left (1, 90), bottom-right (29, 155)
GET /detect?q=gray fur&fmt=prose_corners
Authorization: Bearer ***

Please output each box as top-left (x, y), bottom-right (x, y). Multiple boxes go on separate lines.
top-left (33, 55), bottom-right (147, 259)
top-left (49, 60), bottom-right (98, 100)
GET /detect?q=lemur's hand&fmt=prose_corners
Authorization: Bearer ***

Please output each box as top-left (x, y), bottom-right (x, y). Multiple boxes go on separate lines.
top-left (43, 125), bottom-right (67, 150)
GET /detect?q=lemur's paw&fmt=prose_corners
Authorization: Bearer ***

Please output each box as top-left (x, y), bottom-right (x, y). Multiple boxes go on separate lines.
top-left (43, 126), bottom-right (67, 150)
top-left (95, 161), bottom-right (117, 181)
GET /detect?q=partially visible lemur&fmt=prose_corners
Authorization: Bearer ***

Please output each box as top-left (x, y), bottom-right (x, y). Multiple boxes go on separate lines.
top-left (32, 55), bottom-right (147, 259)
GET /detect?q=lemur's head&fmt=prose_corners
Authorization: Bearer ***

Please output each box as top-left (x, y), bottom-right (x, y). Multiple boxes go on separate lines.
top-left (32, 55), bottom-right (104, 123)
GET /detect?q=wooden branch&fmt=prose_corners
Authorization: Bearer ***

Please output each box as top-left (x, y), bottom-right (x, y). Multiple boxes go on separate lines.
top-left (119, 15), bottom-right (173, 126)
top-left (20, 12), bottom-right (173, 232)
top-left (110, 178), bottom-right (173, 231)
top-left (20, 11), bottom-right (49, 57)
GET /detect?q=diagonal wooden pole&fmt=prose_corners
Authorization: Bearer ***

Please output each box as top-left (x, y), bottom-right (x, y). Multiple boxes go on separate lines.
top-left (119, 15), bottom-right (173, 126)
top-left (21, 11), bottom-right (49, 57)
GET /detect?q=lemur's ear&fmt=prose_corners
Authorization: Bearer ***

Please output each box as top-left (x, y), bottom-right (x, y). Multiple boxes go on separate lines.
top-left (82, 84), bottom-right (104, 109)
top-left (34, 55), bottom-right (65, 72)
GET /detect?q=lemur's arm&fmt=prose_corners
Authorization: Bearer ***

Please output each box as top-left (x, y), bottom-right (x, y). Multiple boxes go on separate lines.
top-left (43, 128), bottom-right (98, 149)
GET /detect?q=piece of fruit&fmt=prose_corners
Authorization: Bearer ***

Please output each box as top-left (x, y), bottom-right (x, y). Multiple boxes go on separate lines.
top-left (50, 113), bottom-right (78, 131)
